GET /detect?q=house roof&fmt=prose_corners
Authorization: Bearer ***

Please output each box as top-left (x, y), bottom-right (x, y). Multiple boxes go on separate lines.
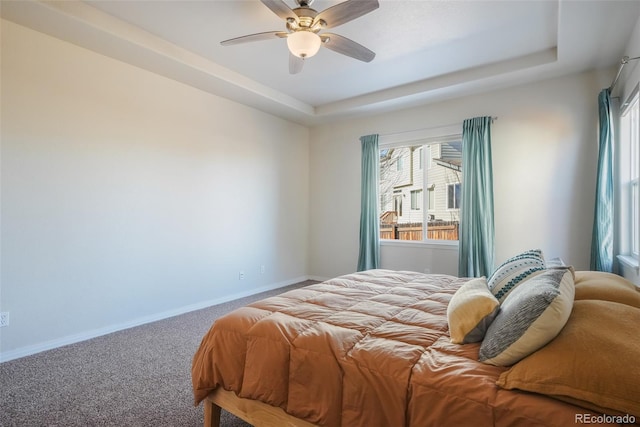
top-left (433, 141), bottom-right (462, 172)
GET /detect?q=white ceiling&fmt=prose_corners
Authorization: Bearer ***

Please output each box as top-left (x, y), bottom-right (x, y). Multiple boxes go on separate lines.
top-left (2, 0), bottom-right (639, 125)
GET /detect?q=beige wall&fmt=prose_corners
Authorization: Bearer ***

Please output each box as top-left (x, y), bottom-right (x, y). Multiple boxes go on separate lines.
top-left (309, 69), bottom-right (612, 279)
top-left (2, 12), bottom-right (636, 361)
top-left (0, 20), bottom-right (310, 360)
top-left (615, 15), bottom-right (640, 106)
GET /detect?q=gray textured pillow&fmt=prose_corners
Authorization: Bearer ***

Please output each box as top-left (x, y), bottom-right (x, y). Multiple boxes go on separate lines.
top-left (479, 268), bottom-right (575, 366)
top-left (488, 249), bottom-right (546, 303)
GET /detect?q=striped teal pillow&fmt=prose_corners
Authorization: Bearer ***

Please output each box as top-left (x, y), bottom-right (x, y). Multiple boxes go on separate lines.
top-left (488, 249), bottom-right (546, 303)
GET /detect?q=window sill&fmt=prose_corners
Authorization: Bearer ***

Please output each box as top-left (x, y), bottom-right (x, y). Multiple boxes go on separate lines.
top-left (381, 239), bottom-right (459, 251)
top-left (617, 254), bottom-right (640, 274)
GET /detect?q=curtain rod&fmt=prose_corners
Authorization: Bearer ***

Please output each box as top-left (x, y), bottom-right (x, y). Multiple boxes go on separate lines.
top-left (378, 116), bottom-right (498, 139)
top-left (609, 55), bottom-right (640, 92)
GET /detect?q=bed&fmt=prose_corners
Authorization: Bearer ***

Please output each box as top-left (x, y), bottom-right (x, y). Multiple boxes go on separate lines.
top-left (192, 264), bottom-right (640, 427)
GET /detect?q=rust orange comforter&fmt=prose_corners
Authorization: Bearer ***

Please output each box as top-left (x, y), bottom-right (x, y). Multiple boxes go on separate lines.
top-left (192, 269), bottom-right (600, 426)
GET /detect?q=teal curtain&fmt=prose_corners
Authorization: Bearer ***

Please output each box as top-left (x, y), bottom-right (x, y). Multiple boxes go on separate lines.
top-left (590, 89), bottom-right (613, 272)
top-left (357, 134), bottom-right (380, 271)
top-left (458, 117), bottom-right (495, 277)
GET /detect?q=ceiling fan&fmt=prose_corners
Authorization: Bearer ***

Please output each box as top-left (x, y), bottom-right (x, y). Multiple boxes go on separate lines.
top-left (221, 0), bottom-right (379, 74)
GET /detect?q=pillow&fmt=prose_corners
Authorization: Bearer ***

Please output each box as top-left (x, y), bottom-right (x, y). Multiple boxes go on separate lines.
top-left (479, 268), bottom-right (574, 366)
top-left (497, 300), bottom-right (640, 418)
top-left (447, 277), bottom-right (500, 344)
top-left (488, 249), bottom-right (546, 302)
top-left (574, 270), bottom-right (640, 308)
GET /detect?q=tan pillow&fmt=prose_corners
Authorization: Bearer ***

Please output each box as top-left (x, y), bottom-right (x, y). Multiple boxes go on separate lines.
top-left (497, 300), bottom-right (640, 418)
top-left (447, 277), bottom-right (499, 344)
top-left (574, 271), bottom-right (640, 308)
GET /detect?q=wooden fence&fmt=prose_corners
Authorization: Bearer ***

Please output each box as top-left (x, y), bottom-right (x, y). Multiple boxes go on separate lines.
top-left (380, 221), bottom-right (459, 241)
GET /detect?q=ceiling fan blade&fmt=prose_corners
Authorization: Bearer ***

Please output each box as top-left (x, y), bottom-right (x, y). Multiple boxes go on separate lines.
top-left (260, 0), bottom-right (298, 22)
top-left (320, 33), bottom-right (375, 62)
top-left (314, 0), bottom-right (379, 29)
top-left (289, 53), bottom-right (304, 74)
top-left (221, 31), bottom-right (288, 46)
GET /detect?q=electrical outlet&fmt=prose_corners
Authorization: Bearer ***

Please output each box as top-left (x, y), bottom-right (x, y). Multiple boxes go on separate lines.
top-left (260, 265), bottom-right (265, 274)
top-left (239, 271), bottom-right (245, 280)
top-left (0, 312), bottom-right (9, 327)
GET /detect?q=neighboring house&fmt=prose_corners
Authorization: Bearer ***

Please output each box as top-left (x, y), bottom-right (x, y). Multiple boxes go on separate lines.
top-left (379, 142), bottom-right (462, 240)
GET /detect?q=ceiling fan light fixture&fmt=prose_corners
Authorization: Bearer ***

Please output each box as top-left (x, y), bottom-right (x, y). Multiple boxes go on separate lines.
top-left (287, 31), bottom-right (321, 59)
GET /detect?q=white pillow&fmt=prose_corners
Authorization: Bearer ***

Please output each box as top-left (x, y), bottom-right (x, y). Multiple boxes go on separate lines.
top-left (447, 277), bottom-right (500, 344)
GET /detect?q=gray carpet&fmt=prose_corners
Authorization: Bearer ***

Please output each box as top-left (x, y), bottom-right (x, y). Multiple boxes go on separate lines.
top-left (0, 281), bottom-right (317, 427)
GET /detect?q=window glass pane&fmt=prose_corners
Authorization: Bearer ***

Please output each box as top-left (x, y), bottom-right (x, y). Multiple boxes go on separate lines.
top-left (619, 91), bottom-right (639, 258)
top-left (633, 96), bottom-right (639, 255)
top-left (633, 180), bottom-right (639, 255)
top-left (631, 97), bottom-right (638, 179)
top-left (447, 184), bottom-right (454, 209)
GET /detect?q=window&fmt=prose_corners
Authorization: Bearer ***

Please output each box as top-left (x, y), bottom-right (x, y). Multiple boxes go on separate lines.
top-left (447, 183), bottom-right (461, 209)
top-left (619, 88), bottom-right (639, 261)
top-left (379, 137), bottom-right (462, 242)
top-left (427, 187), bottom-right (435, 210)
top-left (393, 193), bottom-right (403, 217)
top-left (411, 190), bottom-right (422, 210)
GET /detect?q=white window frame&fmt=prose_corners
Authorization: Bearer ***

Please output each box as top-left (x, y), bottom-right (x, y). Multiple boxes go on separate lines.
top-left (379, 125), bottom-right (462, 247)
top-left (617, 86), bottom-right (640, 272)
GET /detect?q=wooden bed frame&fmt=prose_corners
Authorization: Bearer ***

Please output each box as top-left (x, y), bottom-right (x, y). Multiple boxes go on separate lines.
top-left (204, 388), bottom-right (317, 427)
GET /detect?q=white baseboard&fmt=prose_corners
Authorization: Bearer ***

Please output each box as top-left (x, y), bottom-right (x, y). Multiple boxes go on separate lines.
top-left (0, 275), bottom-right (314, 363)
